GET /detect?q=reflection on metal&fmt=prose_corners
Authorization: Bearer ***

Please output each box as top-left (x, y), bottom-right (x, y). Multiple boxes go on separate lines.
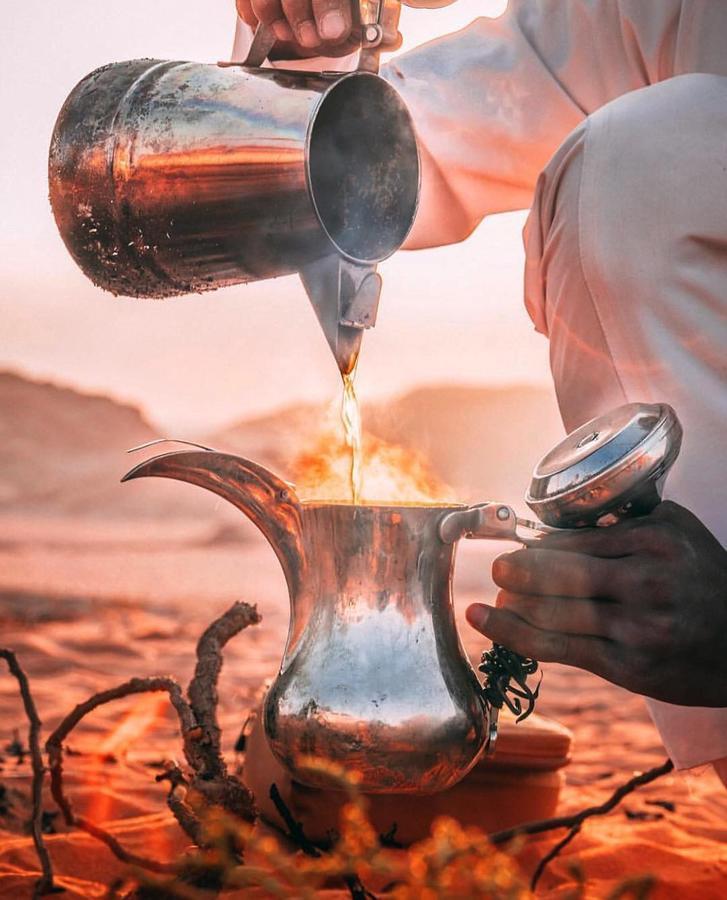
top-left (49, 54), bottom-right (419, 376)
top-left (121, 449), bottom-right (489, 794)
top-left (527, 402), bottom-right (683, 528)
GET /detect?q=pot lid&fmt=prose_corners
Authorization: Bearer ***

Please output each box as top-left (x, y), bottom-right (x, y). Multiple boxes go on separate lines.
top-left (526, 402), bottom-right (682, 528)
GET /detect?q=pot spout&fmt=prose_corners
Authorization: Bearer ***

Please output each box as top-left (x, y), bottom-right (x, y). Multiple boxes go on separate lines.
top-left (122, 450), bottom-right (305, 595)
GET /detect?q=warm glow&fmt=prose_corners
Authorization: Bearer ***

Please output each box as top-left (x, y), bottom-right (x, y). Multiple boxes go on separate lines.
top-left (84, 694), bottom-right (169, 828)
top-left (100, 694), bottom-right (169, 758)
top-left (291, 428), bottom-right (454, 504)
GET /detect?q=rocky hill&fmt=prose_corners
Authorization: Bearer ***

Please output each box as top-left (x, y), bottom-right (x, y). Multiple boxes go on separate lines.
top-left (0, 371), bottom-right (223, 520)
top-left (2, 371), bottom-right (564, 519)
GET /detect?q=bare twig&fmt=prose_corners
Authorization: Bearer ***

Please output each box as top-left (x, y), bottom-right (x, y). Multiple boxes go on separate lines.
top-left (269, 783), bottom-right (321, 858)
top-left (343, 874), bottom-right (377, 900)
top-left (1, 649), bottom-right (57, 896)
top-left (187, 601), bottom-right (261, 782)
top-left (45, 676), bottom-right (196, 875)
top-left (268, 784), bottom-right (376, 900)
top-left (156, 764), bottom-right (204, 844)
top-left (530, 823), bottom-right (581, 890)
top-left (184, 602), bottom-right (259, 824)
top-left (490, 759), bottom-right (674, 845)
top-left (41, 602), bottom-right (262, 883)
top-left (489, 758), bottom-right (674, 890)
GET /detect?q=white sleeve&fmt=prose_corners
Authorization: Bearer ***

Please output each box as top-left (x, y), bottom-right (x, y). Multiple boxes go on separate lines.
top-left (384, 0), bottom-right (690, 248)
top-left (233, 1), bottom-right (693, 248)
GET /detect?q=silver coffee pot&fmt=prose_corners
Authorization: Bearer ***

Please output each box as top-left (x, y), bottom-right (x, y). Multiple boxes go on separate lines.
top-left (48, 1), bottom-right (425, 375)
top-left (123, 402), bottom-right (682, 793)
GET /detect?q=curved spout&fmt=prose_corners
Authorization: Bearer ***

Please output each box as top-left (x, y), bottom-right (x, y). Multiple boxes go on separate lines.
top-left (122, 450), bottom-right (305, 595)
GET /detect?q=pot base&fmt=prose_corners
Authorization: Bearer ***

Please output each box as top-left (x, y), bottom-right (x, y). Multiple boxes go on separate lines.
top-left (244, 699), bottom-right (572, 846)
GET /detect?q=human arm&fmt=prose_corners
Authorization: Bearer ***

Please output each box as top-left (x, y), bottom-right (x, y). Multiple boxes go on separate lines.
top-left (232, 1), bottom-right (727, 247)
top-left (387, 0), bottom-right (712, 247)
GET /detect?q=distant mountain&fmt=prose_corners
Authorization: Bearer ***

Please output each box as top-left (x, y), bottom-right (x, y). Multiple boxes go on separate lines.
top-left (210, 401), bottom-right (324, 475)
top-left (0, 371), bottom-right (227, 520)
top-left (2, 371), bottom-right (564, 518)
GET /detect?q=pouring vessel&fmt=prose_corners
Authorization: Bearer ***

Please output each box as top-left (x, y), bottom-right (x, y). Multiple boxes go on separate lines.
top-left (122, 450), bottom-right (490, 793)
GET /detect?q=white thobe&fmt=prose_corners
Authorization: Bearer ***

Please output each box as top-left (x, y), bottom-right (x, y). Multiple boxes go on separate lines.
top-left (232, 0), bottom-right (727, 772)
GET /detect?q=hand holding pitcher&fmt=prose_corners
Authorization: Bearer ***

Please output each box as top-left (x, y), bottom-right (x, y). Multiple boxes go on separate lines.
top-left (235, 0), bottom-right (456, 58)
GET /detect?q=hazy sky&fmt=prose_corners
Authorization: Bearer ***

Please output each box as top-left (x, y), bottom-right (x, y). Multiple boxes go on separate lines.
top-left (1, 0), bottom-right (552, 431)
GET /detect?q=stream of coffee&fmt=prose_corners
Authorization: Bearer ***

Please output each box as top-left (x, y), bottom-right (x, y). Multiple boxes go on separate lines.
top-left (341, 372), bottom-right (363, 504)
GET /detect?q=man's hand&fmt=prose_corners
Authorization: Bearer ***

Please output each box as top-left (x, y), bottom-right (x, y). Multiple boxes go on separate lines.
top-left (466, 502), bottom-right (727, 707)
top-left (235, 0), bottom-right (454, 59)
top-left (236, 0), bottom-right (359, 57)
top-left (236, 0), bottom-right (406, 59)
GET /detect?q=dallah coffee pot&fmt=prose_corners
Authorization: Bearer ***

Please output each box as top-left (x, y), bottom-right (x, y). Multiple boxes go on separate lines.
top-left (123, 402), bottom-right (682, 794)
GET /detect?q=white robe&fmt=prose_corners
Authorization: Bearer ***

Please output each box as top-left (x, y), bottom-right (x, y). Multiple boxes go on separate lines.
top-left (232, 0), bottom-right (727, 771)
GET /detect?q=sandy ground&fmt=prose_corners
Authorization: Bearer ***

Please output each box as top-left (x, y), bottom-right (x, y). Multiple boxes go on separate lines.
top-left (1, 516), bottom-right (726, 899)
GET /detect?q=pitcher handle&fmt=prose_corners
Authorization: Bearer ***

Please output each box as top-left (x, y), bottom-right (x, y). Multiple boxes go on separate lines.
top-left (438, 502), bottom-right (560, 547)
top-left (241, 22), bottom-right (278, 68)
top-left (233, 1), bottom-right (401, 74)
top-left (439, 502), bottom-right (553, 756)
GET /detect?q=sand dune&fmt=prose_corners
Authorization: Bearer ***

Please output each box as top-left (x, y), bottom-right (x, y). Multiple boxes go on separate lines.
top-left (1, 528), bottom-right (726, 898)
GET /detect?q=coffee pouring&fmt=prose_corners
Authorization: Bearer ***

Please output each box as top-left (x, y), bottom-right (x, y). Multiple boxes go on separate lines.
top-left (48, 0), bottom-right (432, 375)
top-left (123, 402), bottom-right (682, 792)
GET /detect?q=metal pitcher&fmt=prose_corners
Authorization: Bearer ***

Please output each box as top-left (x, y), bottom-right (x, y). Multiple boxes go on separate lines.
top-left (47, 8), bottom-right (420, 374)
top-left (122, 403), bottom-right (681, 793)
top-left (122, 449), bottom-right (491, 793)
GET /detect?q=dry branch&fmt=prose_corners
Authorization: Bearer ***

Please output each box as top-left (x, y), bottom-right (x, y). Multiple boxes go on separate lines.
top-left (269, 783), bottom-right (321, 859)
top-left (0, 649), bottom-right (57, 896)
top-left (489, 758), bottom-right (675, 890)
top-left (156, 764), bottom-right (204, 844)
top-left (186, 602), bottom-right (259, 822)
top-left (45, 676), bottom-right (197, 875)
top-left (187, 601), bottom-right (261, 779)
top-left (269, 783), bottom-right (376, 900)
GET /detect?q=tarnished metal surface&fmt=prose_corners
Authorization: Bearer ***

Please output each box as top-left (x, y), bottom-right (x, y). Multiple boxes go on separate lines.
top-left (48, 62), bottom-right (419, 299)
top-left (121, 450), bottom-right (489, 794)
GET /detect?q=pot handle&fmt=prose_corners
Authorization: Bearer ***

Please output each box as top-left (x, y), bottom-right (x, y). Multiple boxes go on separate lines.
top-left (439, 502), bottom-right (553, 756)
top-left (438, 502), bottom-right (559, 547)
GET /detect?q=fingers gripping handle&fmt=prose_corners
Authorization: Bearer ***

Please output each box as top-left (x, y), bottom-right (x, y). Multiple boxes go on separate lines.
top-left (239, 1), bottom-right (402, 73)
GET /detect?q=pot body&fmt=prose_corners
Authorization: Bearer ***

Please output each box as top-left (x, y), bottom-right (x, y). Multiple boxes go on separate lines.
top-left (49, 61), bottom-right (419, 298)
top-left (264, 503), bottom-right (489, 793)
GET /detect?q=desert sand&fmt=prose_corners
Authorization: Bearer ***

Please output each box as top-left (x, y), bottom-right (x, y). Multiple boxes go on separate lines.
top-left (1, 372), bottom-right (726, 898)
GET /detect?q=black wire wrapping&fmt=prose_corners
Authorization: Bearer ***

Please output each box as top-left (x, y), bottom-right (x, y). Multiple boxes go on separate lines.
top-left (479, 644), bottom-right (541, 722)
